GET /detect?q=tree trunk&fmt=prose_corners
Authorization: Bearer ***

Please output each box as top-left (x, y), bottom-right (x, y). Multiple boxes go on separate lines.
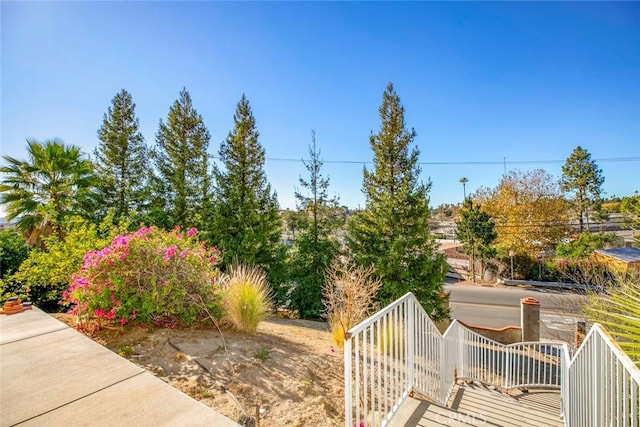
top-left (471, 246), bottom-right (476, 283)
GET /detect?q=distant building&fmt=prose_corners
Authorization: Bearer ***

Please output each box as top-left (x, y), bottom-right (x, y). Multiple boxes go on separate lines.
top-left (593, 247), bottom-right (640, 274)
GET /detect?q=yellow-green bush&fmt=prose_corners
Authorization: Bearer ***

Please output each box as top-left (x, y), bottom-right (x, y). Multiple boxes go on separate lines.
top-left (221, 264), bottom-right (272, 334)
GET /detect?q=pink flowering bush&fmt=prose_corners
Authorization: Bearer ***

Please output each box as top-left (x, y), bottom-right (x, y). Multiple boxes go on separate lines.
top-left (64, 225), bottom-right (222, 329)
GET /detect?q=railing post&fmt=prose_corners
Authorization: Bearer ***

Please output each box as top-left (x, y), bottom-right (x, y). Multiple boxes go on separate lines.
top-left (440, 328), bottom-right (446, 403)
top-left (592, 335), bottom-right (599, 425)
top-left (407, 298), bottom-right (415, 391)
top-left (344, 334), bottom-right (352, 427)
top-left (560, 344), bottom-right (569, 424)
top-left (458, 325), bottom-right (464, 379)
top-left (505, 348), bottom-right (511, 389)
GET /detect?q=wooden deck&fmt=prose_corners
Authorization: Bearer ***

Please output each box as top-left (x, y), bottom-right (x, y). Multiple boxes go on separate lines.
top-left (388, 382), bottom-right (562, 427)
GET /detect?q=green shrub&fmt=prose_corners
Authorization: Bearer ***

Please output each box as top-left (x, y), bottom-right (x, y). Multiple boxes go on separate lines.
top-left (289, 235), bottom-right (339, 319)
top-left (496, 251), bottom-right (535, 280)
top-left (64, 225), bottom-right (222, 329)
top-left (221, 264), bottom-right (272, 334)
top-left (556, 232), bottom-right (623, 259)
top-left (3, 216), bottom-right (123, 310)
top-left (0, 229), bottom-right (29, 279)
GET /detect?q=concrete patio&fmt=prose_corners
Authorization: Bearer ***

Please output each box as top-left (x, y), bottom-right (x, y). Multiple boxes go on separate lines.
top-left (0, 307), bottom-right (238, 427)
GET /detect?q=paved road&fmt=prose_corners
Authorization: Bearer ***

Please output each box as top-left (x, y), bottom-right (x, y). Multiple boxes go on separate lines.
top-left (443, 282), bottom-right (587, 342)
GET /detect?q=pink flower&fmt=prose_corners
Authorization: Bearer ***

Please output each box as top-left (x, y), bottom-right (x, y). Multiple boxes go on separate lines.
top-left (163, 246), bottom-right (178, 261)
top-left (106, 309), bottom-right (116, 320)
top-left (186, 227), bottom-right (198, 237)
top-left (119, 317), bottom-right (127, 326)
top-left (94, 308), bottom-right (106, 318)
top-left (134, 226), bottom-right (154, 238)
top-left (72, 275), bottom-right (90, 289)
top-left (112, 235), bottom-right (129, 246)
top-left (179, 250), bottom-right (188, 258)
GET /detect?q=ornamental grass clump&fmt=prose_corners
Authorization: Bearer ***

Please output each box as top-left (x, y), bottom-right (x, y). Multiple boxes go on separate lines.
top-left (220, 264), bottom-right (272, 334)
top-left (64, 225), bottom-right (222, 330)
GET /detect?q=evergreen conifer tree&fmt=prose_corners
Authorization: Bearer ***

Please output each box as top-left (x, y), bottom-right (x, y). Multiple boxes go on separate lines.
top-left (212, 95), bottom-right (286, 300)
top-left (95, 89), bottom-right (149, 222)
top-left (347, 83), bottom-right (448, 319)
top-left (290, 131), bottom-right (341, 318)
top-left (455, 199), bottom-right (497, 282)
top-left (561, 146), bottom-right (605, 232)
top-left (154, 88), bottom-right (211, 230)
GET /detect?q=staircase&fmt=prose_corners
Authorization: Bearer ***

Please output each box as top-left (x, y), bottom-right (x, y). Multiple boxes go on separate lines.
top-left (344, 292), bottom-right (640, 427)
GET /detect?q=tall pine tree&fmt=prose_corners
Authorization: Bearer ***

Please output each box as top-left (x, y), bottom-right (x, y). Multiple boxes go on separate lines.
top-left (347, 83), bottom-right (448, 319)
top-left (212, 95), bottom-right (286, 300)
top-left (154, 88), bottom-right (211, 230)
top-left (95, 89), bottom-right (149, 222)
top-left (455, 199), bottom-right (497, 282)
top-left (290, 131), bottom-right (341, 318)
top-left (561, 146), bottom-right (605, 232)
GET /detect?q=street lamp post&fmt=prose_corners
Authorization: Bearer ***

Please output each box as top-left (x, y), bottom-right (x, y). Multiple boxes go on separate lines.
top-left (509, 249), bottom-right (515, 280)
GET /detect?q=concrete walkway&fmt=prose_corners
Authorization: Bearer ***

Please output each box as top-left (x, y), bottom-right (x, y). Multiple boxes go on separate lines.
top-left (0, 308), bottom-right (238, 427)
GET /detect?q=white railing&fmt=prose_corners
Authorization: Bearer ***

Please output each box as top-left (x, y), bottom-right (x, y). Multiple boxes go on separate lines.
top-left (344, 293), bottom-right (416, 427)
top-left (345, 293), bottom-right (640, 427)
top-left (452, 321), bottom-right (563, 389)
top-left (412, 298), bottom-right (456, 405)
top-left (561, 323), bottom-right (640, 427)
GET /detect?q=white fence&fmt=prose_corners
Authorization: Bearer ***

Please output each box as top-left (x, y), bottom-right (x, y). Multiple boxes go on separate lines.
top-left (344, 292), bottom-right (640, 427)
top-left (561, 324), bottom-right (640, 427)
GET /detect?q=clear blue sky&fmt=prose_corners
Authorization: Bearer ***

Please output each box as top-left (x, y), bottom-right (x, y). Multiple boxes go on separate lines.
top-left (2, 2), bottom-right (639, 211)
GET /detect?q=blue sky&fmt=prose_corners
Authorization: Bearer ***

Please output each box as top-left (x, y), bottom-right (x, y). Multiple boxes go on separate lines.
top-left (2, 2), bottom-right (639, 212)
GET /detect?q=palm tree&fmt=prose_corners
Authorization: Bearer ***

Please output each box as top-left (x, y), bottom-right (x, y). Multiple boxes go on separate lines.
top-left (0, 139), bottom-right (95, 246)
top-left (584, 275), bottom-right (640, 365)
top-left (459, 177), bottom-right (469, 200)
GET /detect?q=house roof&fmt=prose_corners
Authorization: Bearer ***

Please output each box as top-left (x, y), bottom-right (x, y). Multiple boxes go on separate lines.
top-left (594, 247), bottom-right (640, 264)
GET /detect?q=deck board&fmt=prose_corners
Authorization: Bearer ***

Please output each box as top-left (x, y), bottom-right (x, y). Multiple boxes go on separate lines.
top-left (388, 383), bottom-right (562, 427)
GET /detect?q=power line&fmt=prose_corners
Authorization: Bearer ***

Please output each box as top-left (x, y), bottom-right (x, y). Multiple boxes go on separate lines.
top-left (210, 154), bottom-right (640, 166)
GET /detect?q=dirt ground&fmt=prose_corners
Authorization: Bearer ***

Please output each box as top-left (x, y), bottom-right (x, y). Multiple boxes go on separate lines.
top-left (53, 314), bottom-right (344, 427)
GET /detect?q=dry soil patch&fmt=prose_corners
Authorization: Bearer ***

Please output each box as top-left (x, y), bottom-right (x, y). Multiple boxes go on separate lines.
top-left (53, 314), bottom-right (344, 426)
